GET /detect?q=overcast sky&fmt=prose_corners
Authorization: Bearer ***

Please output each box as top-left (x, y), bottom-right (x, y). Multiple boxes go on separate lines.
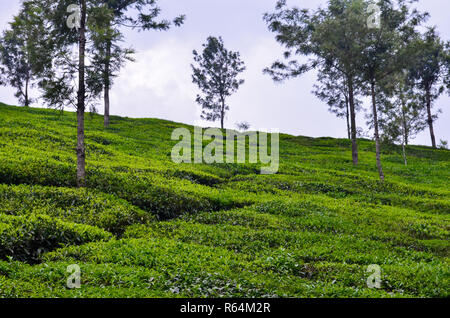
top-left (0, 0), bottom-right (448, 146)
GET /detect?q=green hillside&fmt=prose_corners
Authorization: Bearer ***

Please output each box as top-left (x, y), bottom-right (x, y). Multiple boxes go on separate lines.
top-left (0, 102), bottom-right (448, 298)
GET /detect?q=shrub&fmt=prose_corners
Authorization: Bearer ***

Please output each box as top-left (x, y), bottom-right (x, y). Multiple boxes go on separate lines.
top-left (0, 214), bottom-right (112, 263)
top-left (0, 184), bottom-right (154, 234)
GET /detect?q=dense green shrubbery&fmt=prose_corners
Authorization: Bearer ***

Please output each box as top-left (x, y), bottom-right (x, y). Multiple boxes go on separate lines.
top-left (0, 103), bottom-right (448, 298)
top-left (0, 214), bottom-right (112, 263)
top-left (0, 184), bottom-right (154, 234)
top-left (0, 156), bottom-right (76, 187)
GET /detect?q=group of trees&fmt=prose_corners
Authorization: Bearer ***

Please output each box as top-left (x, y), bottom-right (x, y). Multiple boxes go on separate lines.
top-left (0, 0), bottom-right (247, 187)
top-left (0, 0), bottom-right (184, 187)
top-left (264, 0), bottom-right (449, 180)
top-left (0, 0), bottom-right (449, 184)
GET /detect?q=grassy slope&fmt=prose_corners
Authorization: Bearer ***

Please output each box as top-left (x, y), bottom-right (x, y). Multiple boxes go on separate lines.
top-left (0, 102), bottom-right (448, 298)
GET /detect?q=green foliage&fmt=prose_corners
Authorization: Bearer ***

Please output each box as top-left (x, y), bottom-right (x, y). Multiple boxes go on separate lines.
top-left (0, 1), bottom-right (49, 106)
top-left (0, 184), bottom-right (153, 234)
top-left (409, 28), bottom-right (449, 106)
top-left (0, 103), bottom-right (448, 297)
top-left (0, 214), bottom-right (112, 263)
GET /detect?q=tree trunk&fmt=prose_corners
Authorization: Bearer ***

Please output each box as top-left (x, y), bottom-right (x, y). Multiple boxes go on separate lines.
top-left (402, 142), bottom-right (407, 166)
top-left (404, 121), bottom-right (409, 147)
top-left (104, 40), bottom-right (111, 127)
top-left (76, 0), bottom-right (87, 188)
top-left (402, 107), bottom-right (409, 145)
top-left (425, 88), bottom-right (436, 148)
top-left (24, 50), bottom-right (30, 107)
top-left (220, 97), bottom-right (225, 130)
top-left (24, 77), bottom-right (29, 107)
top-left (347, 77), bottom-right (358, 165)
top-left (401, 104), bottom-right (409, 146)
top-left (371, 82), bottom-right (384, 181)
top-left (401, 106), bottom-right (407, 165)
top-left (345, 95), bottom-right (351, 140)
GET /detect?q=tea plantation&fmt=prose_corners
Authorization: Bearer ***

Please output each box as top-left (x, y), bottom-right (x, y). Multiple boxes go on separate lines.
top-left (0, 102), bottom-right (448, 298)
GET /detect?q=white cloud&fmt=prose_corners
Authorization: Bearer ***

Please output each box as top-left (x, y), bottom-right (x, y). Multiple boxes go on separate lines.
top-left (108, 38), bottom-right (199, 124)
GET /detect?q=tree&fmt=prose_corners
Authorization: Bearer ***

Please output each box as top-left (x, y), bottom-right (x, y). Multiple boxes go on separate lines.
top-left (263, 0), bottom-right (369, 166)
top-left (88, 3), bottom-right (134, 127)
top-left (96, 0), bottom-right (185, 127)
top-left (30, 0), bottom-right (183, 185)
top-left (377, 72), bottom-right (427, 165)
top-left (355, 0), bottom-right (426, 181)
top-left (191, 36), bottom-right (245, 130)
top-left (0, 29), bottom-right (32, 106)
top-left (0, 1), bottom-right (48, 106)
top-left (312, 66), bottom-right (362, 140)
top-left (409, 28), bottom-right (449, 148)
top-left (33, 0), bottom-right (111, 187)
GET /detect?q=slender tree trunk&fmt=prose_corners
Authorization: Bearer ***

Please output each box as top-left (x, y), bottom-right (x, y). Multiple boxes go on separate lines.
top-left (76, 0), bottom-right (87, 188)
top-left (220, 96), bottom-right (225, 130)
top-left (104, 40), bottom-right (111, 127)
top-left (345, 95), bottom-right (350, 140)
top-left (403, 119), bottom-right (409, 146)
top-left (24, 77), bottom-right (29, 107)
top-left (347, 77), bottom-right (358, 165)
top-left (401, 106), bottom-right (407, 166)
top-left (24, 51), bottom-right (30, 107)
top-left (401, 99), bottom-right (409, 146)
top-left (371, 81), bottom-right (384, 181)
top-left (425, 88), bottom-right (436, 148)
top-left (402, 142), bottom-right (407, 166)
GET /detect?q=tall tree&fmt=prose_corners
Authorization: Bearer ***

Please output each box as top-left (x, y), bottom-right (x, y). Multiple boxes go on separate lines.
top-left (191, 36), bottom-right (246, 130)
top-left (97, 0), bottom-right (185, 127)
top-left (88, 4), bottom-right (134, 127)
top-left (263, 0), bottom-right (369, 166)
top-left (0, 1), bottom-right (48, 106)
top-left (380, 72), bottom-right (427, 142)
top-left (33, 0), bottom-right (111, 187)
top-left (0, 29), bottom-right (33, 106)
top-left (409, 28), bottom-right (449, 148)
top-left (356, 0), bottom-right (426, 181)
top-left (33, 0), bottom-right (183, 185)
top-left (376, 72), bottom-right (426, 165)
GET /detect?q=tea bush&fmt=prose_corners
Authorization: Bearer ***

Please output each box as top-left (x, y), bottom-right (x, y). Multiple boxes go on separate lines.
top-left (0, 184), bottom-right (154, 234)
top-left (0, 214), bottom-right (112, 263)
